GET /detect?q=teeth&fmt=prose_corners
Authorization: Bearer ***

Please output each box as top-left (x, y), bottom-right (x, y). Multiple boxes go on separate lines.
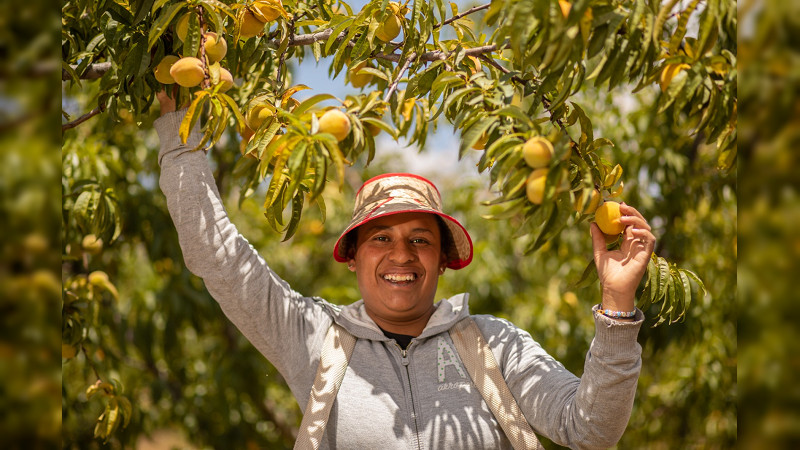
top-left (383, 274), bottom-right (416, 282)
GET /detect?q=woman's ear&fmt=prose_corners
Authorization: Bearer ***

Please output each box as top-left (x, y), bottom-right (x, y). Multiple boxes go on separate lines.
top-left (347, 259), bottom-right (356, 272)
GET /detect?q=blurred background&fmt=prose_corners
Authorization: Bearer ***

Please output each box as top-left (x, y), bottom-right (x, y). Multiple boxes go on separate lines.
top-left (1, 0), bottom-right (779, 448)
top-left (1, 0), bottom-right (62, 446)
top-left (737, 0), bottom-right (800, 448)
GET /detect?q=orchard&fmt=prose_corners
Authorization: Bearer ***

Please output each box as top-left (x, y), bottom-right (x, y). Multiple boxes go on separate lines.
top-left (62, 0), bottom-right (737, 447)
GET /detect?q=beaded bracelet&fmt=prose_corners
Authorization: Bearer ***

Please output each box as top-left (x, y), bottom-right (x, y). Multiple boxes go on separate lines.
top-left (596, 306), bottom-right (637, 319)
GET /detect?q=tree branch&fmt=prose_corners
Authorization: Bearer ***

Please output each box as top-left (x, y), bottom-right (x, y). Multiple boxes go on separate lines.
top-left (384, 52), bottom-right (417, 102)
top-left (477, 53), bottom-right (526, 84)
top-left (198, 6), bottom-right (211, 90)
top-left (62, 62), bottom-right (112, 81)
top-left (378, 44), bottom-right (499, 63)
top-left (477, 55), bottom-right (573, 146)
top-left (63, 42), bottom-right (499, 80)
top-left (63, 2), bottom-right (496, 81)
top-left (62, 106), bottom-right (104, 132)
top-left (433, 3), bottom-right (491, 29)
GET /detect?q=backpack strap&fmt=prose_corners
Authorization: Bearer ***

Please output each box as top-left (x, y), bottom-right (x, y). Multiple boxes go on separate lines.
top-left (294, 322), bottom-right (357, 450)
top-left (450, 317), bottom-right (544, 450)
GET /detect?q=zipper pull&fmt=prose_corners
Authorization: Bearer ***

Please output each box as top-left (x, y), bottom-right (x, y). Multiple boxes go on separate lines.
top-left (397, 345), bottom-right (410, 365)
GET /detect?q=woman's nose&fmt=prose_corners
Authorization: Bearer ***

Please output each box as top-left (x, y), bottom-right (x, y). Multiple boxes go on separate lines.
top-left (388, 240), bottom-right (415, 263)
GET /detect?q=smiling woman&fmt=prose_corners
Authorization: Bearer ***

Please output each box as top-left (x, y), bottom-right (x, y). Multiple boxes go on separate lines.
top-left (155, 96), bottom-right (657, 448)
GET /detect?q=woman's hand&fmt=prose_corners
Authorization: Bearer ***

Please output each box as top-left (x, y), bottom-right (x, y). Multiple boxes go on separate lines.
top-left (156, 86), bottom-right (179, 116)
top-left (591, 203), bottom-right (656, 316)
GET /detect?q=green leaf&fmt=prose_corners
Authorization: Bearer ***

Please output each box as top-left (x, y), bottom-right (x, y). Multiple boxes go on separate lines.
top-left (682, 268), bottom-right (707, 299)
top-left (199, 2), bottom-right (224, 34)
top-left (524, 203), bottom-right (558, 255)
top-left (653, 0), bottom-right (681, 44)
top-left (481, 197), bottom-right (527, 220)
top-left (118, 396), bottom-right (132, 428)
top-left (570, 102), bottom-right (593, 145)
top-left (323, 140), bottom-right (346, 185)
top-left (282, 192), bottom-right (305, 241)
top-left (106, 1), bottom-right (134, 25)
top-left (657, 256), bottom-right (670, 301)
top-left (668, 272), bottom-right (681, 323)
top-left (678, 269), bottom-right (692, 321)
top-left (490, 145), bottom-right (524, 188)
top-left (73, 190), bottom-right (101, 233)
top-left (265, 148), bottom-right (291, 209)
top-left (217, 93), bottom-right (245, 132)
top-left (148, 3), bottom-right (185, 50)
top-left (573, 258), bottom-right (599, 290)
top-left (121, 41), bottom-right (145, 80)
top-left (326, 18), bottom-right (354, 54)
top-left (587, 138), bottom-right (614, 153)
top-left (459, 116), bottom-right (497, 156)
top-left (180, 92), bottom-right (209, 145)
top-left (286, 141), bottom-right (308, 198)
top-left (210, 102), bottom-right (229, 145)
top-left (293, 94), bottom-right (337, 116)
top-left (442, 86), bottom-right (480, 118)
top-left (667, 0), bottom-right (701, 57)
top-left (639, 282), bottom-right (652, 313)
top-left (361, 117), bottom-right (397, 139)
top-left (184, 13), bottom-right (201, 58)
top-left (152, 0), bottom-right (172, 13)
top-left (133, 0), bottom-right (156, 25)
top-left (494, 106), bottom-right (535, 129)
top-left (647, 254), bottom-right (661, 306)
top-left (309, 147), bottom-right (328, 201)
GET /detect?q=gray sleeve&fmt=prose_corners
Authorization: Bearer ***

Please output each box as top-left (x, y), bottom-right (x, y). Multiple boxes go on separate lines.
top-left (479, 309), bottom-right (643, 449)
top-left (154, 109), bottom-right (331, 386)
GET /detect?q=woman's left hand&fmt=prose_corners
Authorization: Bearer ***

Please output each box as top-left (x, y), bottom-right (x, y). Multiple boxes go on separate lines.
top-left (591, 203), bottom-right (656, 314)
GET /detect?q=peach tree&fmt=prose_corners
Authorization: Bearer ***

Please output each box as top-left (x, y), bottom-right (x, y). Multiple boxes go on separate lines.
top-left (62, 0), bottom-right (736, 444)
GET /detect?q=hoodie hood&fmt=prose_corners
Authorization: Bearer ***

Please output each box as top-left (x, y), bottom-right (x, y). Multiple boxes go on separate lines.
top-left (333, 293), bottom-right (471, 342)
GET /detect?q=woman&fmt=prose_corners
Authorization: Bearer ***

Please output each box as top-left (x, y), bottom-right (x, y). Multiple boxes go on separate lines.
top-left (154, 91), bottom-right (656, 449)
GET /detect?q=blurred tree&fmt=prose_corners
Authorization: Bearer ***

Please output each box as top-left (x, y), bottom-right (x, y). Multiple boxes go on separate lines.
top-left (738, 0), bottom-right (800, 448)
top-left (61, 0), bottom-right (736, 448)
top-left (0, 0), bottom-right (61, 446)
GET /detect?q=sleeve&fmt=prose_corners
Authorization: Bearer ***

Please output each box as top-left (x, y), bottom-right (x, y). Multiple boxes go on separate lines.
top-left (479, 309), bottom-right (643, 450)
top-left (154, 109), bottom-right (332, 386)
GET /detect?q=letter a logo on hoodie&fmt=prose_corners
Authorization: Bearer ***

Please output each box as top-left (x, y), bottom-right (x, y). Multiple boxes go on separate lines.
top-left (437, 337), bottom-right (466, 382)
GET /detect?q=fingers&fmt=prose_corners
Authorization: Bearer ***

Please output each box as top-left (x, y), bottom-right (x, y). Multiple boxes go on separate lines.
top-left (625, 227), bottom-right (657, 254)
top-left (590, 222), bottom-right (608, 259)
top-left (619, 203), bottom-right (652, 231)
top-left (156, 86), bottom-right (179, 115)
top-left (591, 203), bottom-right (656, 253)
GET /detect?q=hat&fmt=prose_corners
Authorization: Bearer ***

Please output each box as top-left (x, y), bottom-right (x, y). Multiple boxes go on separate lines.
top-left (333, 173), bottom-right (473, 269)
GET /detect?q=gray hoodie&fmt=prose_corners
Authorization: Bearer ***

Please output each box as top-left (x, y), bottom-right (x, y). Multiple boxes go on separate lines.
top-left (155, 110), bottom-right (644, 449)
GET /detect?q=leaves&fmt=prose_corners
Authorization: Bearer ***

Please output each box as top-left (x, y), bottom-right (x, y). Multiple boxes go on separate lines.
top-left (86, 381), bottom-right (132, 443)
top-left (59, 0), bottom-right (733, 310)
top-left (60, 1), bottom-right (737, 444)
top-left (70, 185), bottom-right (121, 243)
top-left (639, 254), bottom-right (707, 326)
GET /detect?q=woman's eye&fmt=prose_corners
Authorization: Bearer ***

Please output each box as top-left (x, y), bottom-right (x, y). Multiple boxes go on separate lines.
top-left (411, 238), bottom-right (428, 244)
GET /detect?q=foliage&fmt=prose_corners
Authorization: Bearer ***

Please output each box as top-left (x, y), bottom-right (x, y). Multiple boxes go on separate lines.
top-left (61, 0), bottom-right (737, 447)
top-left (738, 0), bottom-right (800, 448)
top-left (0, 0), bottom-right (62, 446)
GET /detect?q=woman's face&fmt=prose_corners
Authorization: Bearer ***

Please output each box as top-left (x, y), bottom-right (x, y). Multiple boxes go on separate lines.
top-left (349, 212), bottom-right (447, 335)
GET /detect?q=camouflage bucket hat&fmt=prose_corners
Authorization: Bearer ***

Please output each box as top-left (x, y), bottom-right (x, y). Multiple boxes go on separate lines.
top-left (333, 173), bottom-right (473, 269)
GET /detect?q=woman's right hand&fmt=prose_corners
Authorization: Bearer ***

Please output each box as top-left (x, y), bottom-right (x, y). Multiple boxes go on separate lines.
top-left (156, 87), bottom-right (179, 116)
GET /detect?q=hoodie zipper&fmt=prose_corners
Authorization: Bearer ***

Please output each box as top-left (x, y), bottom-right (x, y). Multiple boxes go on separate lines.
top-left (396, 342), bottom-right (422, 450)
